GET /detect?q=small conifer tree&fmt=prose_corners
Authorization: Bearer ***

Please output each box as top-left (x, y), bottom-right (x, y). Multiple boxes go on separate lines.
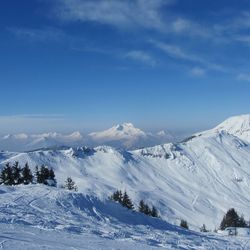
top-left (64, 177), bottom-right (78, 191)
top-left (0, 163), bottom-right (13, 185)
top-left (12, 161), bottom-right (22, 185)
top-left (122, 191), bottom-right (134, 210)
top-left (22, 163), bottom-right (33, 185)
top-left (138, 200), bottom-right (146, 213)
top-left (220, 208), bottom-right (246, 230)
top-left (180, 219), bottom-right (189, 229)
top-left (151, 206), bottom-right (159, 218)
top-left (200, 224), bottom-right (208, 232)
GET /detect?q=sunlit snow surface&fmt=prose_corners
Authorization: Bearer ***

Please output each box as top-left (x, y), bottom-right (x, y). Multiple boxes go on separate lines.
top-left (0, 115), bottom-right (250, 249)
top-left (0, 185), bottom-right (248, 250)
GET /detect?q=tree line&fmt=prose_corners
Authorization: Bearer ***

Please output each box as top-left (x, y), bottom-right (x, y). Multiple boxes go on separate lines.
top-left (110, 189), bottom-right (159, 218)
top-left (0, 162), bottom-right (78, 191)
top-left (0, 162), bottom-right (56, 186)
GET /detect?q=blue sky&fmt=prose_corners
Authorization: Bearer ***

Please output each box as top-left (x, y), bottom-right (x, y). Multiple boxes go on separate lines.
top-left (0, 0), bottom-right (250, 134)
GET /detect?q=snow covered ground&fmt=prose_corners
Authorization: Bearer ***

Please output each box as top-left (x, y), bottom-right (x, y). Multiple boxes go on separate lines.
top-left (1, 115), bottom-right (250, 230)
top-left (0, 114), bottom-right (250, 249)
top-left (0, 185), bottom-right (248, 249)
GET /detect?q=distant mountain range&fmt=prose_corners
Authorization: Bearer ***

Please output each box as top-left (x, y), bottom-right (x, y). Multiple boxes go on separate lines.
top-left (0, 123), bottom-right (175, 152)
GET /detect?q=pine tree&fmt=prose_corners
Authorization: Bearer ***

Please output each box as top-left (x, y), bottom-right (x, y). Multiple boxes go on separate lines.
top-left (64, 177), bottom-right (78, 191)
top-left (200, 224), bottom-right (208, 232)
top-left (0, 163), bottom-right (13, 185)
top-left (47, 168), bottom-right (56, 186)
top-left (35, 166), bottom-right (42, 183)
top-left (151, 206), bottom-right (159, 218)
top-left (35, 165), bottom-right (56, 186)
top-left (111, 190), bottom-right (119, 202)
top-left (239, 215), bottom-right (247, 228)
top-left (122, 191), bottom-right (134, 210)
top-left (138, 200), bottom-right (146, 213)
top-left (118, 190), bottom-right (123, 203)
top-left (180, 219), bottom-right (189, 229)
top-left (49, 168), bottom-right (55, 180)
top-left (144, 204), bottom-right (151, 215)
top-left (36, 165), bottom-right (46, 184)
top-left (22, 163), bottom-right (33, 185)
top-left (40, 165), bottom-right (50, 183)
top-left (110, 190), bottom-right (123, 203)
top-left (12, 161), bottom-right (22, 185)
top-left (220, 208), bottom-right (245, 230)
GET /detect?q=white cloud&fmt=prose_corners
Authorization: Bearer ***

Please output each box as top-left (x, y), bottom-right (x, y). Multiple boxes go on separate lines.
top-left (150, 40), bottom-right (226, 72)
top-left (171, 18), bottom-right (210, 38)
top-left (8, 27), bottom-right (65, 42)
top-left (235, 35), bottom-right (250, 44)
top-left (54, 0), bottom-right (174, 32)
top-left (125, 50), bottom-right (156, 66)
top-left (237, 73), bottom-right (250, 82)
top-left (54, 0), bottom-right (217, 39)
top-left (190, 67), bottom-right (206, 77)
top-left (151, 40), bottom-right (204, 63)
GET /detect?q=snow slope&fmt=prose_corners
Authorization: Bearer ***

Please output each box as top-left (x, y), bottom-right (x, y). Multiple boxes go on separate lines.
top-left (1, 115), bottom-right (250, 231)
top-left (0, 185), bottom-right (247, 249)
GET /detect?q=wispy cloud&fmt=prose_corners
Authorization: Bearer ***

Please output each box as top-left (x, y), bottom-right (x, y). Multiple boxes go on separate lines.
top-left (53, 0), bottom-right (174, 32)
top-left (151, 40), bottom-right (203, 63)
top-left (237, 73), bottom-right (250, 82)
top-left (8, 27), bottom-right (65, 42)
top-left (150, 40), bottom-right (226, 72)
top-left (171, 18), bottom-right (211, 38)
top-left (234, 35), bottom-right (250, 44)
top-left (125, 50), bottom-right (156, 66)
top-left (190, 67), bottom-right (206, 77)
top-left (53, 0), bottom-right (222, 40)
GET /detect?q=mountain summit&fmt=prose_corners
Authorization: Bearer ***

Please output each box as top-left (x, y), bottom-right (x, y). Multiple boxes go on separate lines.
top-left (89, 122), bottom-right (146, 140)
top-left (197, 114), bottom-right (250, 143)
top-left (214, 114), bottom-right (250, 141)
top-left (88, 122), bottom-right (173, 149)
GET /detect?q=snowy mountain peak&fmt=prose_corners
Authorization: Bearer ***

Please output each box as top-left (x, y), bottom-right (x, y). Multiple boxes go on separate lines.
top-left (195, 114), bottom-right (250, 143)
top-left (213, 114), bottom-right (250, 142)
top-left (215, 114), bottom-right (250, 133)
top-left (90, 122), bottom-right (146, 139)
top-left (114, 122), bottom-right (138, 132)
top-left (116, 122), bottom-right (134, 129)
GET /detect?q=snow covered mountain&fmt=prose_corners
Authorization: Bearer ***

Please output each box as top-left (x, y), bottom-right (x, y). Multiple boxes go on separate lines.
top-left (204, 114), bottom-right (250, 143)
top-left (1, 114), bottom-right (250, 232)
top-left (0, 123), bottom-right (174, 151)
top-left (88, 122), bottom-right (174, 149)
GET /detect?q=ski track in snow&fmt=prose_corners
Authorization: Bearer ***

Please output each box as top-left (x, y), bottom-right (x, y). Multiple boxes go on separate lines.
top-left (0, 185), bottom-right (248, 249)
